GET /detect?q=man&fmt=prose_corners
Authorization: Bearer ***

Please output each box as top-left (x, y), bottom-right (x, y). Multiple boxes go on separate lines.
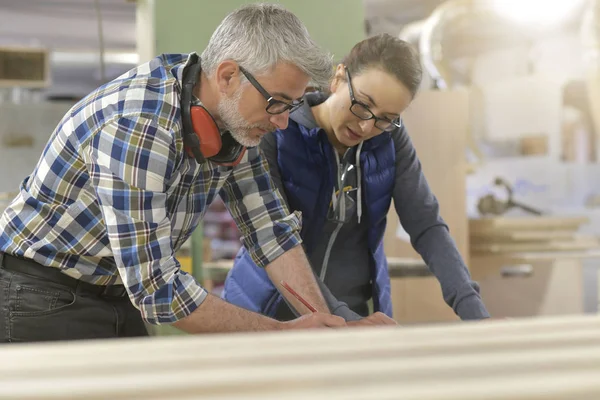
top-left (0, 3), bottom-right (346, 342)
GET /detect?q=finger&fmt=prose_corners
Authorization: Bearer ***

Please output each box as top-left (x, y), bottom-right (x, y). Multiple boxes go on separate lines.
top-left (322, 315), bottom-right (347, 328)
top-left (372, 313), bottom-right (398, 325)
top-left (346, 320), bottom-right (363, 327)
top-left (378, 316), bottom-right (398, 325)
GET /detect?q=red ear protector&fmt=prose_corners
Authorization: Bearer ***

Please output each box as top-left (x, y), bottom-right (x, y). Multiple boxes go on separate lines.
top-left (180, 54), bottom-right (246, 166)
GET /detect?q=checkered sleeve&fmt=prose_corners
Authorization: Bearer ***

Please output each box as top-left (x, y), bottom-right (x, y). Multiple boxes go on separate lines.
top-left (218, 147), bottom-right (303, 268)
top-left (81, 113), bottom-right (207, 324)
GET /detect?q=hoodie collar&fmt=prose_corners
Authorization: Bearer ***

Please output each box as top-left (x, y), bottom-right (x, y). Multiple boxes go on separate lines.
top-left (290, 91), bottom-right (328, 130)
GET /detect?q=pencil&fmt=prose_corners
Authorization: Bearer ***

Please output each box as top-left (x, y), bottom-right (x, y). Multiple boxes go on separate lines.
top-left (280, 281), bottom-right (318, 313)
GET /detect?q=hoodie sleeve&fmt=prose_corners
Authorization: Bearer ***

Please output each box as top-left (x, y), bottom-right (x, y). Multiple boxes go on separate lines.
top-left (391, 127), bottom-right (490, 320)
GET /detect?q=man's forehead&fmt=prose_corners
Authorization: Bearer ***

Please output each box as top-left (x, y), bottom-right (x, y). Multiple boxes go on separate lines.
top-left (256, 64), bottom-right (309, 82)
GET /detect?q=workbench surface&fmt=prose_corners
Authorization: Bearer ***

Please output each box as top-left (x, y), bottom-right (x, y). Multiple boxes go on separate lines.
top-left (1, 314), bottom-right (599, 399)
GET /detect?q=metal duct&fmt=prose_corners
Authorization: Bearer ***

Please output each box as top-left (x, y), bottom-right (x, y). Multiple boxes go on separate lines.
top-left (399, 19), bottom-right (426, 48)
top-left (417, 0), bottom-right (586, 90)
top-left (581, 0), bottom-right (600, 160)
top-left (418, 0), bottom-right (498, 89)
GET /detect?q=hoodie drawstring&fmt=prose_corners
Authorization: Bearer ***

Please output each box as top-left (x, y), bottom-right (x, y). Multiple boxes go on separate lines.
top-left (356, 141), bottom-right (363, 224)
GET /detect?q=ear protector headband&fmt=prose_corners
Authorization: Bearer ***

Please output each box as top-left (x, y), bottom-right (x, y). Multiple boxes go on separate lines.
top-left (180, 54), bottom-right (246, 166)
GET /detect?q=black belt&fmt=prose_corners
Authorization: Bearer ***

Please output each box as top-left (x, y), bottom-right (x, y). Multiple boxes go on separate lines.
top-left (0, 253), bottom-right (128, 298)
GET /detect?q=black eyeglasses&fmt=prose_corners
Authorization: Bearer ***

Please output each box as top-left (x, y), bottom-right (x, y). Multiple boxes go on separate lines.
top-left (345, 66), bottom-right (402, 132)
top-left (238, 66), bottom-right (304, 115)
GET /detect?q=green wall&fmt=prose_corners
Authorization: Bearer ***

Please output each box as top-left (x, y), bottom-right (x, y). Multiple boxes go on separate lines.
top-left (154, 0), bottom-right (365, 62)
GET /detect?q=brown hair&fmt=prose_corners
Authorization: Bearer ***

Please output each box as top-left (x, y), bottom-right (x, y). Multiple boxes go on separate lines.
top-left (341, 34), bottom-right (422, 98)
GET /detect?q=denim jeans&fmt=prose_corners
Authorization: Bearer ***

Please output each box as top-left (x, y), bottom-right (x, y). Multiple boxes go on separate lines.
top-left (0, 254), bottom-right (148, 343)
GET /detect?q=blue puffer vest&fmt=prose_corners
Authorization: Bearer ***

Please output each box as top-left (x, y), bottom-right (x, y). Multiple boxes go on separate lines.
top-left (222, 116), bottom-right (396, 318)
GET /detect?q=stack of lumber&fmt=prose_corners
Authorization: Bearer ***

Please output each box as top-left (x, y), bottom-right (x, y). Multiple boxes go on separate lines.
top-left (469, 216), bottom-right (599, 255)
top-left (1, 314), bottom-right (600, 399)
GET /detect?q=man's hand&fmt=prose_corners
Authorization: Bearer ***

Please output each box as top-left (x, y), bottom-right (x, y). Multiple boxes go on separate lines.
top-left (281, 313), bottom-right (347, 330)
top-left (347, 312), bottom-right (398, 327)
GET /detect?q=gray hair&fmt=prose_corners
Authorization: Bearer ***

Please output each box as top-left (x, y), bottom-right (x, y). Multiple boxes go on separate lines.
top-left (201, 3), bottom-right (333, 89)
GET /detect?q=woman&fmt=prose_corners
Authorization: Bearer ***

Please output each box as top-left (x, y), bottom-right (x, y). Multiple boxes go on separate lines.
top-left (223, 34), bottom-right (489, 323)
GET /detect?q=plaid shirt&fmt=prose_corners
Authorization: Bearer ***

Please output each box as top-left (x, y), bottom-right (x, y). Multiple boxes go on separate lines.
top-left (0, 53), bottom-right (302, 324)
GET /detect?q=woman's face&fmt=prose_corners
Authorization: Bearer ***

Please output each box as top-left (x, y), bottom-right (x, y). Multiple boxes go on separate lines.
top-left (327, 64), bottom-right (413, 148)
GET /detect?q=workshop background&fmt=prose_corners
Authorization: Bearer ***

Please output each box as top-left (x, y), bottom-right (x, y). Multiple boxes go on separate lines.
top-left (1, 0), bottom-right (600, 326)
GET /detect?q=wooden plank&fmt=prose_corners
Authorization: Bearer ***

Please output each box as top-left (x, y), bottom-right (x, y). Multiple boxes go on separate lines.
top-left (2, 345), bottom-right (600, 399)
top-left (469, 216), bottom-right (589, 234)
top-left (4, 320), bottom-right (600, 374)
top-left (471, 237), bottom-right (600, 253)
top-left (472, 250), bottom-right (600, 264)
top-left (1, 316), bottom-right (598, 362)
top-left (0, 317), bottom-right (600, 399)
top-left (2, 315), bottom-right (600, 399)
top-left (470, 230), bottom-right (583, 242)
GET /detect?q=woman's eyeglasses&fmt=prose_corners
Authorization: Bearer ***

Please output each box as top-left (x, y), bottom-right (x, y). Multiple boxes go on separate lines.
top-left (345, 66), bottom-right (402, 132)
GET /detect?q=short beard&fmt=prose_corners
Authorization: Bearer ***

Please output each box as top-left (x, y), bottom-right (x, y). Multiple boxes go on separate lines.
top-left (217, 89), bottom-right (270, 148)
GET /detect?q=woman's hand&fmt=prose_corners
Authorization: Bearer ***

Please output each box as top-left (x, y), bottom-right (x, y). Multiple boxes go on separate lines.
top-left (347, 312), bottom-right (398, 327)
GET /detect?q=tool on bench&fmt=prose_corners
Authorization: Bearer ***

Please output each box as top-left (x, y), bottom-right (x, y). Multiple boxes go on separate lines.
top-left (477, 177), bottom-right (544, 216)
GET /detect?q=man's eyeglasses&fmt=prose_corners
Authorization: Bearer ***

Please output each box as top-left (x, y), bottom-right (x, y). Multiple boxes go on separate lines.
top-left (345, 66), bottom-right (402, 132)
top-left (239, 66), bottom-right (304, 115)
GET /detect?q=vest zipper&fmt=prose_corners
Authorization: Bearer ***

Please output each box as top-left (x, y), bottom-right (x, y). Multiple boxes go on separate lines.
top-left (319, 150), bottom-right (346, 282)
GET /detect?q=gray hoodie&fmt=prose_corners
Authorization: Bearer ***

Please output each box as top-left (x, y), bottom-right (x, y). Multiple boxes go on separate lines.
top-left (261, 92), bottom-right (489, 321)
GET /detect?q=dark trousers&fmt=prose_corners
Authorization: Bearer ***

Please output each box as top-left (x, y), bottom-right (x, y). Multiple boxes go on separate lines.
top-left (0, 253), bottom-right (148, 343)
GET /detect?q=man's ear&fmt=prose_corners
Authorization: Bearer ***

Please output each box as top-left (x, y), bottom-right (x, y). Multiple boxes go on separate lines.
top-left (214, 60), bottom-right (241, 95)
top-left (330, 63), bottom-right (346, 93)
